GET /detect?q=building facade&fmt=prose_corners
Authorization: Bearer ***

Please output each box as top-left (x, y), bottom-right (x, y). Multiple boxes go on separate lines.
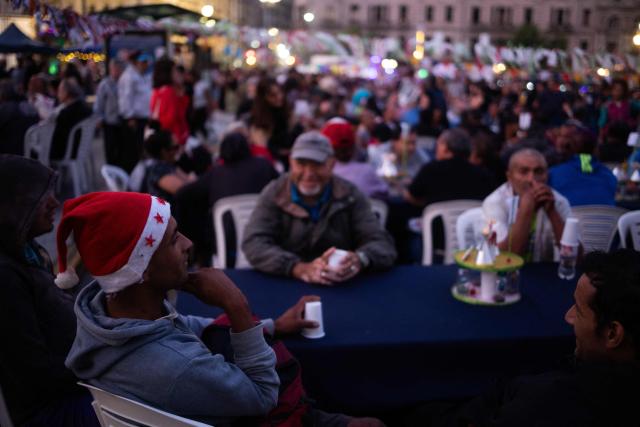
top-left (293, 0), bottom-right (640, 53)
top-left (38, 0), bottom-right (292, 29)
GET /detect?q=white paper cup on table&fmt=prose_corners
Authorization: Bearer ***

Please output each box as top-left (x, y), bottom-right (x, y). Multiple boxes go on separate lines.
top-left (327, 249), bottom-right (349, 271)
top-left (561, 217), bottom-right (580, 247)
top-left (302, 301), bottom-right (325, 339)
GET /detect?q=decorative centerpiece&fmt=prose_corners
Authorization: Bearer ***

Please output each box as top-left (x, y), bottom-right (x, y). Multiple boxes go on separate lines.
top-left (452, 221), bottom-right (524, 306)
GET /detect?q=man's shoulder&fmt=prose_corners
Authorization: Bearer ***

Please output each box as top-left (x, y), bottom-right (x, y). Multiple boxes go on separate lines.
top-left (551, 188), bottom-right (571, 210)
top-left (154, 333), bottom-right (212, 360)
top-left (0, 256), bottom-right (31, 291)
top-left (332, 174), bottom-right (363, 201)
top-left (245, 156), bottom-right (277, 172)
top-left (416, 158), bottom-right (466, 177)
top-left (96, 78), bottom-right (110, 91)
top-left (549, 159), bottom-right (579, 176)
top-left (483, 183), bottom-right (510, 207)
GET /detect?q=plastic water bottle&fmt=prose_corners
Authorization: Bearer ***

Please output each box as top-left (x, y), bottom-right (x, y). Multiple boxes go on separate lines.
top-left (558, 217), bottom-right (580, 280)
top-left (558, 244), bottom-right (578, 280)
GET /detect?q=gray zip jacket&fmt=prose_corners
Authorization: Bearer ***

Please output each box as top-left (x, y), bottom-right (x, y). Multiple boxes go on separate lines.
top-left (242, 174), bottom-right (397, 276)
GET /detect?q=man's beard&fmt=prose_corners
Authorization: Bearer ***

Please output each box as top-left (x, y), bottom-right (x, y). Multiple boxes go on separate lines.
top-left (298, 184), bottom-right (322, 196)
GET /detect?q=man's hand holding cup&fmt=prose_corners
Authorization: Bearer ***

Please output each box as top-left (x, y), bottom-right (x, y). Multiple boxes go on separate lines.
top-left (292, 247), bottom-right (362, 285)
top-left (325, 248), bottom-right (362, 282)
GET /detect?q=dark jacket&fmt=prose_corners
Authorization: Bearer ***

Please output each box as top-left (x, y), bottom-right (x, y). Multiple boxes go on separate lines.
top-left (49, 99), bottom-right (92, 160)
top-left (422, 359), bottom-right (640, 427)
top-left (0, 155), bottom-right (80, 425)
top-left (242, 174), bottom-right (397, 275)
top-left (0, 100), bottom-right (38, 155)
top-left (174, 156), bottom-right (278, 263)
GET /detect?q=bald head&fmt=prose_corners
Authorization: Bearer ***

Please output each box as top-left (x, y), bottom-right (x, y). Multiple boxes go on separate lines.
top-left (507, 148), bottom-right (548, 195)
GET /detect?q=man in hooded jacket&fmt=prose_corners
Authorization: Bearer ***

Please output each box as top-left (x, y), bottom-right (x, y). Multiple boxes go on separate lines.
top-left (0, 154), bottom-right (98, 426)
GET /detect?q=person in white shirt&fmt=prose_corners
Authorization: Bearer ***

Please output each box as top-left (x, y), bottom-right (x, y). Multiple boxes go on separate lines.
top-left (117, 52), bottom-right (152, 172)
top-left (191, 70), bottom-right (215, 139)
top-left (483, 148), bottom-right (571, 262)
top-left (94, 59), bottom-right (124, 166)
top-left (117, 52), bottom-right (152, 122)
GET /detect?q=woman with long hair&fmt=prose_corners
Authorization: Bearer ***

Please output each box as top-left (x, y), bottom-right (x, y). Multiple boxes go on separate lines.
top-left (249, 77), bottom-right (294, 165)
top-left (150, 58), bottom-right (190, 146)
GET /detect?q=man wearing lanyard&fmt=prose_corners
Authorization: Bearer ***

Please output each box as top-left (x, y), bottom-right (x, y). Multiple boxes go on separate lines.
top-left (483, 148), bottom-right (571, 262)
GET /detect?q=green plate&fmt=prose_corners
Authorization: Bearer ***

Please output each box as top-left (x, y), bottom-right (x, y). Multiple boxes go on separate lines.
top-left (454, 250), bottom-right (524, 273)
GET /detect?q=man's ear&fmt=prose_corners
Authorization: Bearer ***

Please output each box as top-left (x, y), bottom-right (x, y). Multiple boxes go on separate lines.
top-left (605, 321), bottom-right (626, 349)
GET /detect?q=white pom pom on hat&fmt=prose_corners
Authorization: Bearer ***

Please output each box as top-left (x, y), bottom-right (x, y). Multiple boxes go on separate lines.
top-left (54, 266), bottom-right (79, 289)
top-left (55, 192), bottom-right (171, 293)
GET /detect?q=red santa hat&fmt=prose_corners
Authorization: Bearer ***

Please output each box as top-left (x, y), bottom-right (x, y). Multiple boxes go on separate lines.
top-left (321, 117), bottom-right (355, 150)
top-left (54, 192), bottom-right (171, 293)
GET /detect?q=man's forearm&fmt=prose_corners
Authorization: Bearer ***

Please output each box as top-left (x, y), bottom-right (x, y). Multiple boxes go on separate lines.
top-left (291, 262), bottom-right (309, 279)
top-left (242, 238), bottom-right (300, 276)
top-left (224, 297), bottom-right (254, 333)
top-left (499, 209), bottom-right (534, 255)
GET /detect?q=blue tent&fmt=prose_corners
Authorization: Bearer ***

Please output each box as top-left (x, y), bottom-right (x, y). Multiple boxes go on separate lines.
top-left (0, 24), bottom-right (57, 54)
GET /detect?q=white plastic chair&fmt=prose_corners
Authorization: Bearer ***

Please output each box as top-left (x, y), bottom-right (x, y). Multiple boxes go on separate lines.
top-left (456, 207), bottom-right (486, 251)
top-left (101, 165), bottom-right (130, 192)
top-left (23, 119), bottom-right (56, 167)
top-left (212, 194), bottom-right (259, 269)
top-left (0, 383), bottom-right (14, 427)
top-left (79, 382), bottom-right (212, 427)
top-left (422, 200), bottom-right (483, 265)
top-left (571, 205), bottom-right (628, 253)
top-left (51, 115), bottom-right (99, 197)
top-left (618, 210), bottom-right (640, 250)
top-left (369, 198), bottom-right (388, 228)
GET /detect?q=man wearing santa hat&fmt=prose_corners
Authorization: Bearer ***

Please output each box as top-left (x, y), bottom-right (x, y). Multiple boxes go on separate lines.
top-left (57, 192), bottom-right (383, 426)
top-left (57, 192), bottom-right (281, 425)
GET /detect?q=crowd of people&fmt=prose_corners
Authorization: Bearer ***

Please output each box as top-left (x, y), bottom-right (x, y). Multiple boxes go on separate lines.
top-left (1, 49), bottom-right (640, 426)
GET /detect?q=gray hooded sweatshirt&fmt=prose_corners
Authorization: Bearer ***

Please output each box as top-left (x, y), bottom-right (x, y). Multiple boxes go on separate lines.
top-left (65, 281), bottom-right (279, 426)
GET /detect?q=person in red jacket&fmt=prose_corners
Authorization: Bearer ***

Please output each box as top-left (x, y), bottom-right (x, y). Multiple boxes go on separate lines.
top-left (150, 58), bottom-right (190, 146)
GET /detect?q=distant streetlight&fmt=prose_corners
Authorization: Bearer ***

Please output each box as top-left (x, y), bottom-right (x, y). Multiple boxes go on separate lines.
top-left (268, 27), bottom-right (279, 37)
top-left (634, 34), bottom-right (640, 47)
top-left (492, 62), bottom-right (507, 74)
top-left (259, 0), bottom-right (281, 3)
top-left (303, 12), bottom-right (315, 23)
top-left (201, 4), bottom-right (214, 18)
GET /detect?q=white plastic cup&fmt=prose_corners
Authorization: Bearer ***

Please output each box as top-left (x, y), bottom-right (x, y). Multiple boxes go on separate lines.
top-left (519, 112), bottom-right (532, 130)
top-left (327, 249), bottom-right (349, 271)
top-left (560, 217), bottom-right (580, 246)
top-left (302, 301), bottom-right (325, 339)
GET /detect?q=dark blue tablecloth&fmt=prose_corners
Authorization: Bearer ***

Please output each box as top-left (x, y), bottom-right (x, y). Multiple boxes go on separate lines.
top-left (177, 264), bottom-right (576, 413)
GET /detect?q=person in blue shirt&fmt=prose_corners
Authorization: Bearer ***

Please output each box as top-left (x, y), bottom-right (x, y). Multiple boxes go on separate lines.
top-left (549, 121), bottom-right (616, 206)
